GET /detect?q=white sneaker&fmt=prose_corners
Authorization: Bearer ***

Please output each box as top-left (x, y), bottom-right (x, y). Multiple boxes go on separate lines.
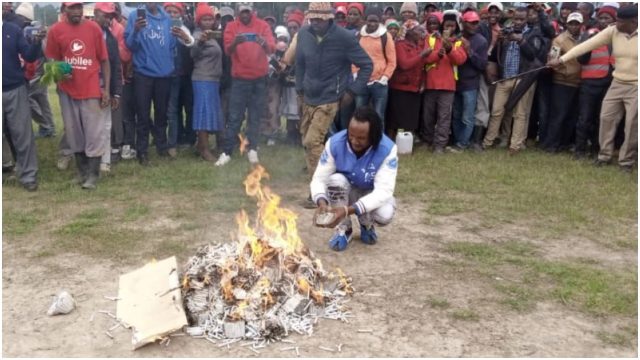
top-left (100, 163), bottom-right (111, 174)
top-left (215, 153), bottom-right (231, 167)
top-left (267, 139), bottom-right (276, 146)
top-left (248, 149), bottom-right (259, 165)
top-left (121, 145), bottom-right (135, 160)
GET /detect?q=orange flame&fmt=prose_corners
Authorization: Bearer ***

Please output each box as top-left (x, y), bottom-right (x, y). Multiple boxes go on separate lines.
top-left (238, 134), bottom-right (249, 155)
top-left (237, 165), bottom-right (303, 264)
top-left (230, 300), bottom-right (249, 320)
top-left (297, 277), bottom-right (325, 304)
top-left (297, 277), bottom-right (311, 297)
top-left (257, 277), bottom-right (275, 309)
top-left (336, 268), bottom-right (354, 294)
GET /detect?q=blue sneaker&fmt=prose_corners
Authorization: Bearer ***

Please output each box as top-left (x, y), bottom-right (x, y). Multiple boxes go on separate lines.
top-left (360, 224), bottom-right (377, 245)
top-left (329, 225), bottom-right (353, 251)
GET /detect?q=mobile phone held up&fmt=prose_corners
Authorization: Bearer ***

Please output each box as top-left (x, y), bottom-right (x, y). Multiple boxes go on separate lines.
top-left (243, 33), bottom-right (257, 42)
top-left (137, 8), bottom-right (146, 20)
top-left (171, 18), bottom-right (183, 28)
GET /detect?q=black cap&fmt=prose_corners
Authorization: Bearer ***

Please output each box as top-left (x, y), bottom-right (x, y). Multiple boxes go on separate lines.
top-left (617, 5), bottom-right (638, 20)
top-left (365, 5), bottom-right (383, 19)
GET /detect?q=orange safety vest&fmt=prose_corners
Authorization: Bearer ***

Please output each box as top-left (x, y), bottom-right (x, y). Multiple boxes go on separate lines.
top-left (580, 45), bottom-right (615, 79)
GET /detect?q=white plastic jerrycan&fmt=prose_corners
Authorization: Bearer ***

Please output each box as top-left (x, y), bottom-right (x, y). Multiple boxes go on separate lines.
top-left (396, 130), bottom-right (414, 155)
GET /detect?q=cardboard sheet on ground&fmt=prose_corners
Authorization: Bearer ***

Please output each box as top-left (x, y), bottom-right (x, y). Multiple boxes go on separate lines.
top-left (116, 256), bottom-right (187, 349)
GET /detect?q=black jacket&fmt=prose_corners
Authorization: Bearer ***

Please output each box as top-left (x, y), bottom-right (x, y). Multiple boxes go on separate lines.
top-left (490, 25), bottom-right (547, 79)
top-left (295, 21), bottom-right (373, 106)
top-left (105, 28), bottom-right (123, 97)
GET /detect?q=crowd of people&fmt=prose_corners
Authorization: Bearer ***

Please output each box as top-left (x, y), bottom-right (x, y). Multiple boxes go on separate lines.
top-left (2, 1), bottom-right (638, 193)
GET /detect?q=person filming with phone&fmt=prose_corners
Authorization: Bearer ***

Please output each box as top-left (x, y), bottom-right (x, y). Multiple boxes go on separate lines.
top-left (481, 6), bottom-right (547, 155)
top-left (216, 2), bottom-right (275, 167)
top-left (124, 2), bottom-right (193, 166)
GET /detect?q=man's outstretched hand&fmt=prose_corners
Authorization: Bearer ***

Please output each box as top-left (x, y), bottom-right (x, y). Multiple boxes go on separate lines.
top-left (547, 58), bottom-right (563, 68)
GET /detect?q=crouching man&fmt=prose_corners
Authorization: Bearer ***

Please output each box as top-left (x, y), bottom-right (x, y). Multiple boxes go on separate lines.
top-left (311, 106), bottom-right (398, 251)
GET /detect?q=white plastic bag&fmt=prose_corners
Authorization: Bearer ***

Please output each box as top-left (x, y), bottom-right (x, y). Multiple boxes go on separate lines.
top-left (47, 291), bottom-right (76, 316)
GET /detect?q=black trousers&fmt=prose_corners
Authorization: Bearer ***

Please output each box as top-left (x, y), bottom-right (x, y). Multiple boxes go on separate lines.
top-left (541, 83), bottom-right (579, 152)
top-left (575, 82), bottom-right (609, 154)
top-left (121, 80), bottom-right (136, 147)
top-left (529, 71), bottom-right (552, 141)
top-left (133, 72), bottom-right (171, 156)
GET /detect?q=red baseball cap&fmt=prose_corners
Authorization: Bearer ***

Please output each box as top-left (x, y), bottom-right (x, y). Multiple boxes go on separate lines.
top-left (163, 2), bottom-right (185, 14)
top-left (94, 2), bottom-right (116, 14)
top-left (462, 11), bottom-right (480, 22)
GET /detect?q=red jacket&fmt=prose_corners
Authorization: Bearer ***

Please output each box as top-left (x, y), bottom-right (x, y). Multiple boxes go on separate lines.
top-left (389, 40), bottom-right (426, 93)
top-left (424, 35), bottom-right (467, 91)
top-left (223, 15), bottom-right (275, 80)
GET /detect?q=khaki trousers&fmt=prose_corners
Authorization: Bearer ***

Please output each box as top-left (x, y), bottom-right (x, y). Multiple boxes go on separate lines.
top-left (483, 78), bottom-right (537, 151)
top-left (598, 80), bottom-right (638, 166)
top-left (300, 102), bottom-right (339, 177)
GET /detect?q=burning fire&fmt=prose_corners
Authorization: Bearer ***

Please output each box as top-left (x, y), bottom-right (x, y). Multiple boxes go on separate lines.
top-left (181, 165), bottom-right (354, 342)
top-left (238, 134), bottom-right (249, 155)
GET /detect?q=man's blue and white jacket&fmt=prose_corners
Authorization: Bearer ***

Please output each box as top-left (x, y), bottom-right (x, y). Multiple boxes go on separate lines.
top-left (310, 130), bottom-right (398, 216)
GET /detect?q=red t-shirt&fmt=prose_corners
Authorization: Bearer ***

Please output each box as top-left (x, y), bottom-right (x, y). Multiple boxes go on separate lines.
top-left (45, 19), bottom-right (108, 100)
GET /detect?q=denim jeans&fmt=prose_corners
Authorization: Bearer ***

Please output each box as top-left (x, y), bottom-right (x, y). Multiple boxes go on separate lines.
top-left (452, 89), bottom-right (479, 148)
top-left (223, 77), bottom-right (267, 155)
top-left (355, 82), bottom-right (389, 126)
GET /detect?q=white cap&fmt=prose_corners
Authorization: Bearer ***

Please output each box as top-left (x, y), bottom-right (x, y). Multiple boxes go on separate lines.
top-left (567, 12), bottom-right (584, 24)
top-left (487, 2), bottom-right (504, 12)
top-left (15, 2), bottom-right (34, 21)
top-left (274, 25), bottom-right (290, 41)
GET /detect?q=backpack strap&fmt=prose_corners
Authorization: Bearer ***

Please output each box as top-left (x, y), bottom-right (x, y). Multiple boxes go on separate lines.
top-left (358, 31), bottom-right (389, 64)
top-left (381, 32), bottom-right (388, 63)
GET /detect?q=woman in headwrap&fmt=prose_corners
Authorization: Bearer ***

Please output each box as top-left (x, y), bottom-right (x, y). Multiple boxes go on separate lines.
top-left (387, 20), bottom-right (431, 140)
top-left (191, 3), bottom-right (223, 161)
top-left (346, 2), bottom-right (365, 33)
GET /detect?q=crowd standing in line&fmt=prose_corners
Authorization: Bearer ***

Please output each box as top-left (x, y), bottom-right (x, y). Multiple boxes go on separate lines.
top-left (2, 1), bottom-right (637, 196)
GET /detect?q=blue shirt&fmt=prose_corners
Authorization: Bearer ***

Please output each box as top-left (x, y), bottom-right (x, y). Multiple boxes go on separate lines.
top-left (503, 41), bottom-right (521, 78)
top-left (502, 26), bottom-right (532, 79)
top-left (124, 7), bottom-right (176, 77)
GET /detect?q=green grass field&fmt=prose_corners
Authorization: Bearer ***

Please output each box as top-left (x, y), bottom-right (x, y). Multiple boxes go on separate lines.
top-left (3, 86), bottom-right (638, 348)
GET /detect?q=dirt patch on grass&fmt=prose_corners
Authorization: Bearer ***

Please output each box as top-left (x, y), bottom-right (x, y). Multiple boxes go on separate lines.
top-left (2, 197), bottom-right (637, 357)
